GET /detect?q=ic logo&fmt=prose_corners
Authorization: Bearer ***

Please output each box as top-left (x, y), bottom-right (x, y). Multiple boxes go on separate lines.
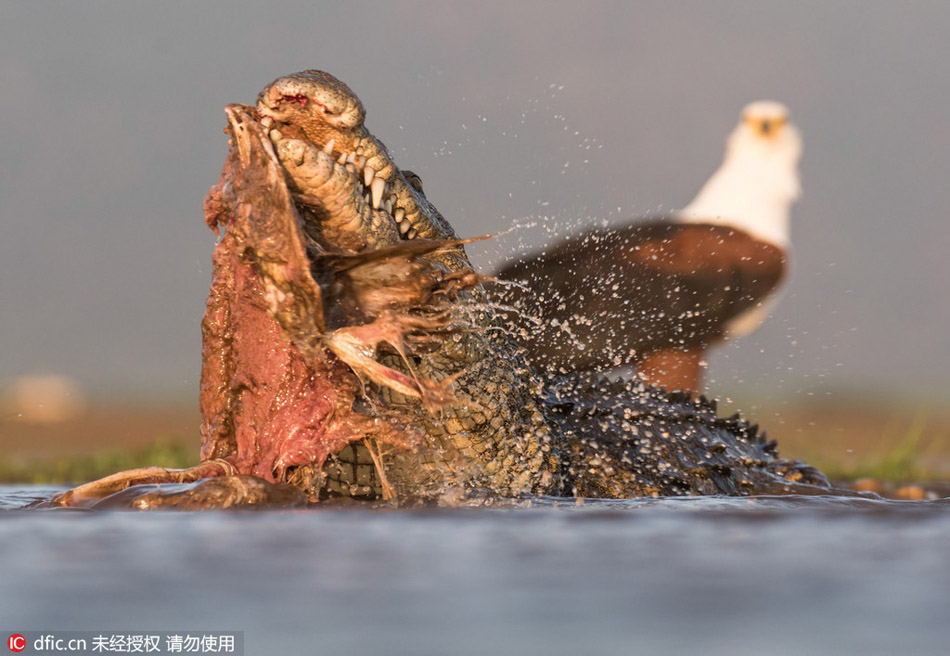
top-left (7, 634), bottom-right (25, 653)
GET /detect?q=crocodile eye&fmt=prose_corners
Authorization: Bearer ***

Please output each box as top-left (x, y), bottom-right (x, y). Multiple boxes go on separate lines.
top-left (403, 170), bottom-right (425, 196)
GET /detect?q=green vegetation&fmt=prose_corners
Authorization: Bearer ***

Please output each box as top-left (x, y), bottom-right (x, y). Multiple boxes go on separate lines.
top-left (791, 411), bottom-right (949, 483)
top-left (2, 402), bottom-right (947, 488)
top-left (0, 437), bottom-right (197, 485)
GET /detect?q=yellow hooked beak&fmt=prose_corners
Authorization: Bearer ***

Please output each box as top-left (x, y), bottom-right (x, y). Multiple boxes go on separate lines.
top-left (745, 113), bottom-right (788, 139)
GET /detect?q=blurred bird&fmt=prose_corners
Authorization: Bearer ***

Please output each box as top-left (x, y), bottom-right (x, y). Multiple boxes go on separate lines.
top-left (496, 101), bottom-right (802, 393)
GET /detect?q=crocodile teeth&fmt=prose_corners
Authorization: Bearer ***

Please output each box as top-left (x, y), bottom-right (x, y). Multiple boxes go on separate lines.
top-left (269, 129), bottom-right (283, 142)
top-left (363, 166), bottom-right (376, 186)
top-left (323, 139), bottom-right (335, 154)
top-left (337, 152), bottom-right (347, 165)
top-left (384, 197), bottom-right (393, 215)
top-left (395, 208), bottom-right (410, 235)
top-left (260, 116), bottom-right (274, 129)
top-left (371, 177), bottom-right (386, 209)
top-left (407, 227), bottom-right (418, 239)
top-left (357, 155), bottom-right (367, 169)
top-left (346, 152), bottom-right (357, 166)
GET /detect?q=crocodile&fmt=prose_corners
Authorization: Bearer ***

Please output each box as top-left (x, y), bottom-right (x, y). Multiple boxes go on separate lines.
top-left (40, 71), bottom-right (833, 510)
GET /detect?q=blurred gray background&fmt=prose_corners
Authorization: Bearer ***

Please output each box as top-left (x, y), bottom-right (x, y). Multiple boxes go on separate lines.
top-left (2, 1), bottom-right (948, 403)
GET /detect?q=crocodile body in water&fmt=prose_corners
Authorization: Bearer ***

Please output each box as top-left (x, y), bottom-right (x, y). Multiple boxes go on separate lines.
top-left (41, 71), bottom-right (832, 509)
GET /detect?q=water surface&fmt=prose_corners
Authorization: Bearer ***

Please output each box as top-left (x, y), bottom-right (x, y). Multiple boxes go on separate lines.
top-left (2, 486), bottom-right (948, 655)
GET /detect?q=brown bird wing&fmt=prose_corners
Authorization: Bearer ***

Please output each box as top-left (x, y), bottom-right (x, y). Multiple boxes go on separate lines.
top-left (496, 220), bottom-right (786, 371)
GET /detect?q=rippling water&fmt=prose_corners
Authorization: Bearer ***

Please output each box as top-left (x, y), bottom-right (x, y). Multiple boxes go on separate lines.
top-left (2, 486), bottom-right (949, 655)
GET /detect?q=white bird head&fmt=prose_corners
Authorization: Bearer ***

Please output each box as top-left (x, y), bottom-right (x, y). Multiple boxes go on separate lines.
top-left (678, 100), bottom-right (802, 248)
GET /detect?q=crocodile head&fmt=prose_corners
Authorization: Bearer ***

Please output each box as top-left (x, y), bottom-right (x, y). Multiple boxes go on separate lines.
top-left (196, 71), bottom-right (556, 502)
top-left (255, 70), bottom-right (459, 252)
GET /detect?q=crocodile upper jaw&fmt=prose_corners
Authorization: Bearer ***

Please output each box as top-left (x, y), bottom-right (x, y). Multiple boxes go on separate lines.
top-left (257, 70), bottom-right (454, 248)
